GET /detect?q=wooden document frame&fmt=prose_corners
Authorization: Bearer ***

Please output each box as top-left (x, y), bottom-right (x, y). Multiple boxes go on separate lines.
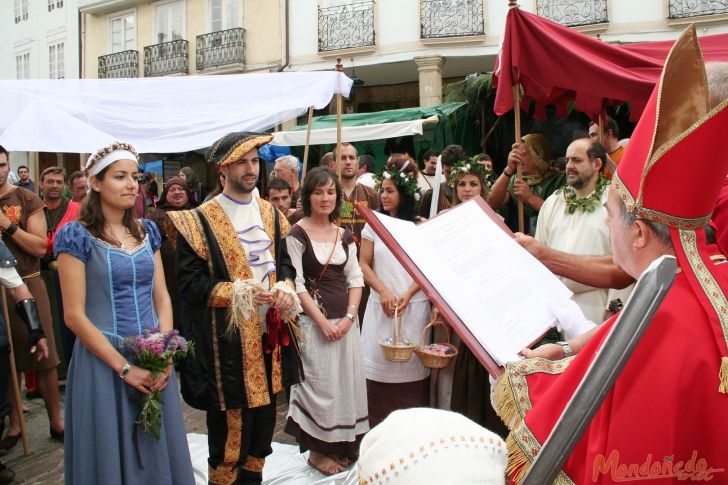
top-left (359, 196), bottom-right (512, 378)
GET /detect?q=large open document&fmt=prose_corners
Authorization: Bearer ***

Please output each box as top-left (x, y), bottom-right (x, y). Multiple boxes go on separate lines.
top-left (359, 197), bottom-right (572, 377)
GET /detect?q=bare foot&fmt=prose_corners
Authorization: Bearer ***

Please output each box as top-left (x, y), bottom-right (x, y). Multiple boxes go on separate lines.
top-left (330, 454), bottom-right (352, 467)
top-left (308, 451), bottom-right (345, 476)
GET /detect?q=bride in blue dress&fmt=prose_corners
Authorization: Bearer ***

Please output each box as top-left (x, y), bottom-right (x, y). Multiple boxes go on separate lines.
top-left (54, 143), bottom-right (194, 485)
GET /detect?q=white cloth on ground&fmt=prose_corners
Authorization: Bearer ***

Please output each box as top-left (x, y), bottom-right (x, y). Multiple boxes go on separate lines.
top-left (187, 434), bottom-right (358, 485)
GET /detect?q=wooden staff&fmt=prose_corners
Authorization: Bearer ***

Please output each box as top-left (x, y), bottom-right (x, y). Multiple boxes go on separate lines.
top-left (2, 290), bottom-right (30, 455)
top-left (513, 82), bottom-right (525, 234)
top-left (335, 58), bottom-right (344, 181)
top-left (509, 0), bottom-right (524, 233)
top-left (598, 113), bottom-right (604, 144)
top-left (301, 106), bottom-right (315, 181)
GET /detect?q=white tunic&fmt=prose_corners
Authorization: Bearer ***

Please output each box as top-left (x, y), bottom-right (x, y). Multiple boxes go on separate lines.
top-left (360, 223), bottom-right (431, 383)
top-left (535, 187), bottom-right (611, 329)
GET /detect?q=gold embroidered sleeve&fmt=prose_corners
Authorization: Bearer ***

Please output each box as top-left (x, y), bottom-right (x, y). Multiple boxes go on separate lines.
top-left (208, 282), bottom-right (233, 308)
top-left (279, 210), bottom-right (291, 238)
top-left (168, 210), bottom-right (208, 259)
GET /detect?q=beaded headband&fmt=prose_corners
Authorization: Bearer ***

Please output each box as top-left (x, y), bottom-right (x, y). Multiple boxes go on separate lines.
top-left (85, 142), bottom-right (139, 178)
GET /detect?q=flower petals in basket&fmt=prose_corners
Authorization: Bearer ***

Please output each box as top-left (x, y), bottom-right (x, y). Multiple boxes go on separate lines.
top-left (378, 305), bottom-right (415, 362)
top-left (415, 320), bottom-right (458, 369)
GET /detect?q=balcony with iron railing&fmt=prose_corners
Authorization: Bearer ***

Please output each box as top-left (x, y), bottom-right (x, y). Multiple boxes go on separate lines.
top-left (143, 39), bottom-right (188, 77)
top-left (668, 0), bottom-right (728, 18)
top-left (420, 0), bottom-right (485, 39)
top-left (318, 1), bottom-right (375, 52)
top-left (196, 27), bottom-right (245, 71)
top-left (537, 0), bottom-right (608, 27)
top-left (98, 50), bottom-right (139, 78)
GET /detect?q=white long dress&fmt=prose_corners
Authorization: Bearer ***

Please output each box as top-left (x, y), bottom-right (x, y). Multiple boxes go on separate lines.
top-left (360, 223), bottom-right (431, 384)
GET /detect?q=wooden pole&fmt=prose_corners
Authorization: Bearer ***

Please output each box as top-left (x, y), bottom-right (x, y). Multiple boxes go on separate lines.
top-left (598, 114), bottom-right (604, 144)
top-left (2, 290), bottom-right (30, 456)
top-left (513, 82), bottom-right (525, 234)
top-left (335, 58), bottom-right (344, 181)
top-left (508, 0), bottom-right (524, 233)
top-left (301, 106), bottom-right (314, 182)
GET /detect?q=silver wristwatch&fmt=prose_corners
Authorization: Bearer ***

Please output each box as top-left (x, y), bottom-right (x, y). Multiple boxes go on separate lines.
top-left (119, 362), bottom-right (131, 381)
top-left (557, 341), bottom-right (573, 358)
top-left (345, 312), bottom-right (356, 321)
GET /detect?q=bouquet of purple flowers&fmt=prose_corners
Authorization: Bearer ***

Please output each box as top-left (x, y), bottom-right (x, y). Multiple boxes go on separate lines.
top-left (125, 327), bottom-right (194, 439)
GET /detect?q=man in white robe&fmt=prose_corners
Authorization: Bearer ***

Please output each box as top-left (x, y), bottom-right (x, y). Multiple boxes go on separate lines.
top-left (534, 138), bottom-right (611, 329)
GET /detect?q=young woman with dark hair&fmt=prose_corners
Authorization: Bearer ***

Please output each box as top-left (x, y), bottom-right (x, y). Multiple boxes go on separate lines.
top-left (284, 167), bottom-right (368, 476)
top-left (55, 143), bottom-right (194, 485)
top-left (358, 156), bottom-right (432, 427)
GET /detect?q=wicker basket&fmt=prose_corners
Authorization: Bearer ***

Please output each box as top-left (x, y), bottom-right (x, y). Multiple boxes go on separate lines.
top-left (378, 305), bottom-right (415, 362)
top-left (415, 320), bottom-right (458, 369)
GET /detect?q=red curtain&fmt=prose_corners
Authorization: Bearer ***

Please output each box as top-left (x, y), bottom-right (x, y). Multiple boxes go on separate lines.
top-left (493, 8), bottom-right (728, 121)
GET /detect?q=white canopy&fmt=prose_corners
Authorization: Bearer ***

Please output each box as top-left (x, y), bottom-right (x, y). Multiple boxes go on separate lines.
top-left (0, 72), bottom-right (352, 154)
top-left (270, 115), bottom-right (439, 146)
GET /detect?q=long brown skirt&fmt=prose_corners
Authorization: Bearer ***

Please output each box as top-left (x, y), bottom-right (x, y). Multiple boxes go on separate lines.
top-left (450, 345), bottom-right (509, 438)
top-left (366, 377), bottom-right (430, 428)
top-left (284, 418), bottom-right (364, 459)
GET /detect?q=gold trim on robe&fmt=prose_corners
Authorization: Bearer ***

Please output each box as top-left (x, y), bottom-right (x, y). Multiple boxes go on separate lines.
top-left (168, 209), bottom-right (208, 259)
top-left (494, 357), bottom-right (576, 485)
top-left (199, 199), bottom-right (270, 408)
top-left (208, 409), bottom-right (243, 485)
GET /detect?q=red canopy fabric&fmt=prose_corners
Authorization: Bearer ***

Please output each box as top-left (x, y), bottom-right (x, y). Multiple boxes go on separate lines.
top-left (621, 32), bottom-right (728, 62)
top-left (493, 8), bottom-right (728, 121)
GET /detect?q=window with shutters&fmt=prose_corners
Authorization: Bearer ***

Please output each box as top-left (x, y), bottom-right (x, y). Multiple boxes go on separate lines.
top-left (49, 43), bottom-right (65, 79)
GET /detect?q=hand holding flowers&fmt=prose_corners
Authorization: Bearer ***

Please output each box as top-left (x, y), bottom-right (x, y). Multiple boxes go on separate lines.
top-left (124, 328), bottom-right (194, 439)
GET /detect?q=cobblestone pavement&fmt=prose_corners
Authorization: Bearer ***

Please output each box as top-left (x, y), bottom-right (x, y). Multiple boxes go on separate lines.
top-left (3, 384), bottom-right (294, 484)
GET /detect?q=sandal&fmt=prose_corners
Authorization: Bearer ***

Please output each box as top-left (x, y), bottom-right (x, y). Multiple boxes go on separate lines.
top-left (307, 453), bottom-right (344, 476)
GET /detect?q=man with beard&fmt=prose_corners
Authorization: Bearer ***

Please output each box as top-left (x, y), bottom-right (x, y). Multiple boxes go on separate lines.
top-left (335, 143), bottom-right (378, 323)
top-left (533, 139), bottom-right (611, 326)
top-left (170, 132), bottom-right (301, 485)
top-left (336, 143), bottom-right (378, 247)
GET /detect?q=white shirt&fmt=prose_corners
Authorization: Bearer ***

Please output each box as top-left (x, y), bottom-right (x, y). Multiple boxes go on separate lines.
top-left (216, 194), bottom-right (275, 288)
top-left (535, 186), bottom-right (611, 327)
top-left (417, 172), bottom-right (437, 193)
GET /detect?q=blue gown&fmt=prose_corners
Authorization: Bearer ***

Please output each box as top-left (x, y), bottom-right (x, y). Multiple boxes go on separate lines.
top-left (55, 220), bottom-right (194, 485)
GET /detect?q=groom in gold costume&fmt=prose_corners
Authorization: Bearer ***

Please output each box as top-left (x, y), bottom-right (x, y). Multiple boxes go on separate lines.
top-left (171, 132), bottom-right (301, 485)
